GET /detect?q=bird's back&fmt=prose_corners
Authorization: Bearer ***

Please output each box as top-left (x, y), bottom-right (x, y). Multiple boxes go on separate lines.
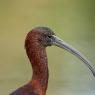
top-left (10, 85), bottom-right (38, 95)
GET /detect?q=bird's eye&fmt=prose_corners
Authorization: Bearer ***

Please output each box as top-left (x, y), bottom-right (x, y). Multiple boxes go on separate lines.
top-left (48, 35), bottom-right (52, 38)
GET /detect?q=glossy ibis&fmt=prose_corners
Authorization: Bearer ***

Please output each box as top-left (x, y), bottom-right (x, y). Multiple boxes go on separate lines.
top-left (10, 27), bottom-right (95, 95)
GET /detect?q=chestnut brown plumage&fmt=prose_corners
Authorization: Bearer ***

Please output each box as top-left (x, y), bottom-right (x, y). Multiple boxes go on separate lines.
top-left (10, 27), bottom-right (95, 95)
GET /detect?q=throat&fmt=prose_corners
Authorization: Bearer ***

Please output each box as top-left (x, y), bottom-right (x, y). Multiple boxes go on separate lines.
top-left (26, 43), bottom-right (49, 95)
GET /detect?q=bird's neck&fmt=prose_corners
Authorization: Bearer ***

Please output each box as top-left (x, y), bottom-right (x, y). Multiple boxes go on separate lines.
top-left (25, 42), bottom-right (49, 95)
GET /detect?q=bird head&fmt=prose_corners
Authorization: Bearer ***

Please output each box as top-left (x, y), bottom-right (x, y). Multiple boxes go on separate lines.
top-left (25, 26), bottom-right (95, 77)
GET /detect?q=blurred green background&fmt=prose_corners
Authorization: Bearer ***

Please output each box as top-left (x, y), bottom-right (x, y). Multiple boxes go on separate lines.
top-left (0, 0), bottom-right (95, 95)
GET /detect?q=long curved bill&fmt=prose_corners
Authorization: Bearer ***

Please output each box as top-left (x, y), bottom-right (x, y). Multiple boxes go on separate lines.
top-left (52, 35), bottom-right (95, 77)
